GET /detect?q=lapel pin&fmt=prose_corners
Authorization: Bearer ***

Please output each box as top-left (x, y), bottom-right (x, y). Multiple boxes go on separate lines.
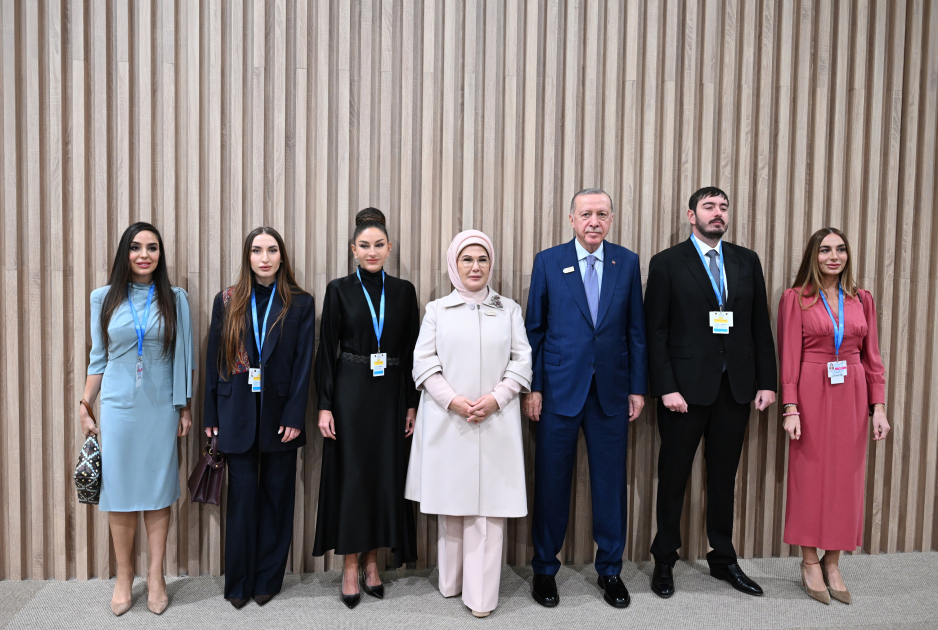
top-left (563, 266), bottom-right (575, 273)
top-left (611, 260), bottom-right (616, 265)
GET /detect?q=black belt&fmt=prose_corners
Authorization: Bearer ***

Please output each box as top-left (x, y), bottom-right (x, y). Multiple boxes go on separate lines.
top-left (340, 352), bottom-right (400, 366)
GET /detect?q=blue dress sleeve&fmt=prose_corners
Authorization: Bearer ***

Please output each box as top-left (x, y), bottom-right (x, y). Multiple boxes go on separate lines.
top-left (172, 287), bottom-right (194, 410)
top-left (88, 287), bottom-right (109, 374)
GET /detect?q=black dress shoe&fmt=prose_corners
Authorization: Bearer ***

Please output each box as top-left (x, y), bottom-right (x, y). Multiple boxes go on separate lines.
top-left (360, 566), bottom-right (384, 599)
top-left (531, 574), bottom-right (559, 607)
top-left (597, 574), bottom-right (630, 608)
top-left (710, 563), bottom-right (764, 596)
top-left (254, 593), bottom-right (276, 606)
top-left (228, 597), bottom-right (249, 610)
top-left (651, 563), bottom-right (674, 599)
top-left (341, 589), bottom-right (362, 609)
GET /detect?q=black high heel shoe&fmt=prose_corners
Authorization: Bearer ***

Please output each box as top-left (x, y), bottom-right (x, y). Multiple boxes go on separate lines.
top-left (341, 566), bottom-right (362, 609)
top-left (360, 565), bottom-right (384, 599)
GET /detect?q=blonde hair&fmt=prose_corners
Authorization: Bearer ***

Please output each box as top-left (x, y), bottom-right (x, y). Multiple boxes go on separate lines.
top-left (791, 227), bottom-right (859, 308)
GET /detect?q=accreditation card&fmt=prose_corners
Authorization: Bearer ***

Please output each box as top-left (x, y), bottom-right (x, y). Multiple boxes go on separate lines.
top-left (709, 311), bottom-right (733, 335)
top-left (249, 368), bottom-right (261, 392)
top-left (827, 361), bottom-right (847, 385)
top-left (370, 353), bottom-right (387, 377)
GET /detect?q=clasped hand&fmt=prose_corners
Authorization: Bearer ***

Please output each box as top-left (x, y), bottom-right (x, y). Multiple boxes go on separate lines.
top-left (449, 395), bottom-right (498, 423)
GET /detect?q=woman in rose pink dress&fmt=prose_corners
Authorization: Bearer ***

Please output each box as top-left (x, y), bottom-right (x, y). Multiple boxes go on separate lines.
top-left (777, 227), bottom-right (890, 605)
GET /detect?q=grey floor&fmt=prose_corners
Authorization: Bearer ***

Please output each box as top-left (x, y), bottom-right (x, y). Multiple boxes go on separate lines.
top-left (1, 553), bottom-right (936, 629)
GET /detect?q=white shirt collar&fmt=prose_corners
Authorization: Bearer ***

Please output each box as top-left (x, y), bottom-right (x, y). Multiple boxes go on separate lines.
top-left (575, 238), bottom-right (604, 262)
top-left (691, 233), bottom-right (722, 256)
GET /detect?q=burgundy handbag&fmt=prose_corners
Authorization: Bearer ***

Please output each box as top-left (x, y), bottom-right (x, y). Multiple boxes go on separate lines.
top-left (188, 436), bottom-right (226, 505)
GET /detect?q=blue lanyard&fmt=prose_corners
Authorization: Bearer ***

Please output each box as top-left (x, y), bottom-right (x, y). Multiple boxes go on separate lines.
top-left (127, 284), bottom-right (155, 358)
top-left (819, 283), bottom-right (845, 358)
top-left (690, 233), bottom-right (727, 308)
top-left (356, 268), bottom-right (385, 352)
top-left (251, 281), bottom-right (277, 358)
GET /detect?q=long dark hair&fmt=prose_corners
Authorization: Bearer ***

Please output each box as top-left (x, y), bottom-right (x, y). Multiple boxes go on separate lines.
top-left (792, 227), bottom-right (859, 309)
top-left (99, 222), bottom-right (177, 357)
top-left (219, 227), bottom-right (305, 376)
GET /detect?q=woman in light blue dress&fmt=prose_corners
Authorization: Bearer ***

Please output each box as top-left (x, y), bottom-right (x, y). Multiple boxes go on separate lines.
top-left (78, 222), bottom-right (193, 616)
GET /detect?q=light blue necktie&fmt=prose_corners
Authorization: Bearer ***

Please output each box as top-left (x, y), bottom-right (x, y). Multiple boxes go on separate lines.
top-left (705, 250), bottom-right (726, 306)
top-left (585, 254), bottom-right (599, 326)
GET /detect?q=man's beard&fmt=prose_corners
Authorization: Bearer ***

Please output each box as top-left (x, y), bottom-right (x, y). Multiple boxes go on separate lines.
top-left (699, 221), bottom-right (726, 239)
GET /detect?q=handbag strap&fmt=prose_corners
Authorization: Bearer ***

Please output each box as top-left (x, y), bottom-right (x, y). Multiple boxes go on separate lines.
top-left (80, 399), bottom-right (96, 422)
top-left (206, 435), bottom-right (225, 465)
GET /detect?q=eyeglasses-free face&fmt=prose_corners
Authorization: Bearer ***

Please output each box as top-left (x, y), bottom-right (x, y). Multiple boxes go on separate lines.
top-left (818, 233), bottom-right (848, 278)
top-left (250, 234), bottom-right (282, 286)
top-left (569, 193), bottom-right (614, 252)
top-left (351, 227), bottom-right (392, 273)
top-left (128, 231), bottom-right (160, 283)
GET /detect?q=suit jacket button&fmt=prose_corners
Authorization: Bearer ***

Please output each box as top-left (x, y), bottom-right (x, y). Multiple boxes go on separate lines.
top-left (718, 348), bottom-right (724, 354)
top-left (589, 362), bottom-right (594, 367)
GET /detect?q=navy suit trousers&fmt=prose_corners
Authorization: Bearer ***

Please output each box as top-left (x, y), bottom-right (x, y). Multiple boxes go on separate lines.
top-left (224, 434), bottom-right (298, 599)
top-left (532, 377), bottom-right (629, 576)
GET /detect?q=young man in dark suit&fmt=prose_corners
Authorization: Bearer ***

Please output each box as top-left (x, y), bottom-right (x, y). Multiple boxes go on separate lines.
top-left (644, 187), bottom-right (777, 598)
top-left (524, 188), bottom-right (648, 609)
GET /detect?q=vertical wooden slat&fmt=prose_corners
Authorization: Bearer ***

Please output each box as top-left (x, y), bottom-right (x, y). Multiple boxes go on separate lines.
top-left (22, 0), bottom-right (45, 581)
top-left (63, 0), bottom-right (86, 582)
top-left (0, 0), bottom-right (22, 582)
top-left (919, 0), bottom-right (938, 552)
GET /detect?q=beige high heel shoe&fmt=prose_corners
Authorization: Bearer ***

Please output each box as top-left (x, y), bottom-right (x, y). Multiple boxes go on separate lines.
top-left (800, 561), bottom-right (830, 604)
top-left (110, 599), bottom-right (132, 616)
top-left (821, 561), bottom-right (852, 604)
top-left (147, 595), bottom-right (169, 615)
top-left (147, 580), bottom-right (170, 615)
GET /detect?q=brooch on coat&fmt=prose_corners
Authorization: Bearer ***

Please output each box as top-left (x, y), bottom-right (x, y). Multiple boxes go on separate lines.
top-left (488, 293), bottom-right (503, 309)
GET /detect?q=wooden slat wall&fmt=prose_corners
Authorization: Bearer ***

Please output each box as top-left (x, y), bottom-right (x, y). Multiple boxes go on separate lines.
top-left (0, 0), bottom-right (935, 580)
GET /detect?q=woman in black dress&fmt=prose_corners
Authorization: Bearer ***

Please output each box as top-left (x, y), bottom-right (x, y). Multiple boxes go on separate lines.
top-left (314, 208), bottom-right (420, 608)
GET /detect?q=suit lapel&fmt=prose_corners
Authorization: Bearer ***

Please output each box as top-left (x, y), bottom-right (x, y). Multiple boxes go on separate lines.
top-left (595, 242), bottom-right (620, 327)
top-left (723, 243), bottom-right (739, 310)
top-left (261, 290), bottom-right (284, 364)
top-left (245, 307), bottom-right (259, 365)
top-left (559, 240), bottom-right (594, 327)
top-left (681, 238), bottom-right (720, 310)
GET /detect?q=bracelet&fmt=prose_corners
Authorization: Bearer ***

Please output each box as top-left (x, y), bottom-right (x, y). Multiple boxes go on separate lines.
top-left (782, 412), bottom-right (800, 417)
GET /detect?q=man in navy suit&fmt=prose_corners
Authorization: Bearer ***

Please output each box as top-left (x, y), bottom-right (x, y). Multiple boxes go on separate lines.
top-left (524, 188), bottom-right (648, 609)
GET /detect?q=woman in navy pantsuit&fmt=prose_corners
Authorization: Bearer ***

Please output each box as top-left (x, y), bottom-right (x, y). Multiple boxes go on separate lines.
top-left (203, 227), bottom-right (315, 609)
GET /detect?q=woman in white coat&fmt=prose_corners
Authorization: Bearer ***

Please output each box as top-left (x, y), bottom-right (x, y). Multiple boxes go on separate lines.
top-left (405, 230), bottom-right (533, 618)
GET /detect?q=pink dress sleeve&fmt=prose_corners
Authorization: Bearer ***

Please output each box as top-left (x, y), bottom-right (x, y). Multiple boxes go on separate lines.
top-left (422, 373), bottom-right (458, 411)
top-left (859, 289), bottom-right (886, 406)
top-left (492, 378), bottom-right (523, 410)
top-left (777, 289), bottom-right (804, 407)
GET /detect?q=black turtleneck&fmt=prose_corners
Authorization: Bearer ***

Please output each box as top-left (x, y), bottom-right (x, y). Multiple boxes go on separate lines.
top-left (253, 280), bottom-right (274, 312)
top-left (357, 266), bottom-right (384, 307)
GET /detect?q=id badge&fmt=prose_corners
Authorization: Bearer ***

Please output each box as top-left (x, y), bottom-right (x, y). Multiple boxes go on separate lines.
top-left (135, 357), bottom-right (143, 389)
top-left (709, 311), bottom-right (733, 335)
top-left (370, 353), bottom-right (387, 377)
top-left (827, 360), bottom-right (847, 385)
top-left (249, 368), bottom-right (261, 392)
